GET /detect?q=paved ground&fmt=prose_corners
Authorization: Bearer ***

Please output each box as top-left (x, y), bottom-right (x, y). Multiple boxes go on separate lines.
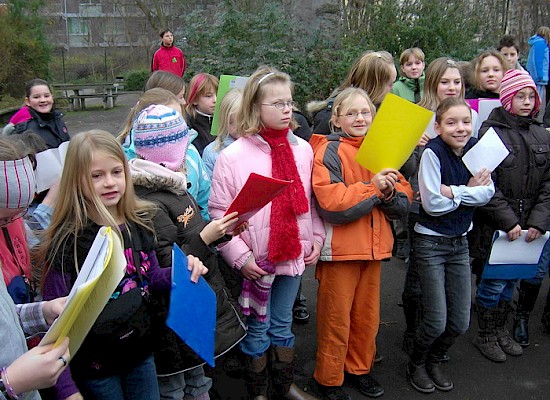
top-left (64, 93), bottom-right (550, 400)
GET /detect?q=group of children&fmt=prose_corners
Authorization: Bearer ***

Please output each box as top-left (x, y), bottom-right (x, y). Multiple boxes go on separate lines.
top-left (0, 35), bottom-right (548, 400)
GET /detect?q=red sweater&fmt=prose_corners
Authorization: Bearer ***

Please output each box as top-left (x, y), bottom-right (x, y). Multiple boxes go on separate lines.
top-left (151, 45), bottom-right (186, 76)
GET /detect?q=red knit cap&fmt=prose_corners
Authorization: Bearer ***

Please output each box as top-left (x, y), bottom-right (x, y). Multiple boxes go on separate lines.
top-left (499, 69), bottom-right (541, 116)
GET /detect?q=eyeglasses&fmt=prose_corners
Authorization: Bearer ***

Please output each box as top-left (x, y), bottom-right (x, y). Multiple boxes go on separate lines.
top-left (261, 101), bottom-right (296, 110)
top-left (338, 111), bottom-right (372, 119)
top-left (514, 93), bottom-right (536, 102)
top-left (0, 209), bottom-right (28, 227)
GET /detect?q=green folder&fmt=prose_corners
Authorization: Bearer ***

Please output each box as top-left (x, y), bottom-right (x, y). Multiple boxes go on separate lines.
top-left (210, 75), bottom-right (249, 136)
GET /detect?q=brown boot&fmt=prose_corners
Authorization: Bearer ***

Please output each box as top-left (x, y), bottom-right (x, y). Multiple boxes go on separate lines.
top-left (244, 353), bottom-right (269, 400)
top-left (269, 347), bottom-right (318, 400)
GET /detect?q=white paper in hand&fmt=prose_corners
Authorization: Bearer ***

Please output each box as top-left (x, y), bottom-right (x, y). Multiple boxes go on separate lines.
top-left (488, 230), bottom-right (550, 265)
top-left (462, 128), bottom-right (509, 175)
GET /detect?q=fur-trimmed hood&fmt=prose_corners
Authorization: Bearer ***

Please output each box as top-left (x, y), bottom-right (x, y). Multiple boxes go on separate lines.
top-left (129, 158), bottom-right (187, 196)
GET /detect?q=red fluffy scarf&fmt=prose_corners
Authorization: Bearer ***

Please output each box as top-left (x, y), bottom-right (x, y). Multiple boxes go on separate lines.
top-left (259, 127), bottom-right (309, 263)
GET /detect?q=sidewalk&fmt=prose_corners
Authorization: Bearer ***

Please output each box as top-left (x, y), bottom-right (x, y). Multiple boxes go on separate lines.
top-left (63, 96), bottom-right (550, 400)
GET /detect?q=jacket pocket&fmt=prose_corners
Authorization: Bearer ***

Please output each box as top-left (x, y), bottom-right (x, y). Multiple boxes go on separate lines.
top-left (530, 144), bottom-right (549, 169)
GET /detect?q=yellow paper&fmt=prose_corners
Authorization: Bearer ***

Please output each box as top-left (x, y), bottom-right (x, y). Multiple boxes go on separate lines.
top-left (355, 93), bottom-right (433, 173)
top-left (40, 227), bottom-right (127, 357)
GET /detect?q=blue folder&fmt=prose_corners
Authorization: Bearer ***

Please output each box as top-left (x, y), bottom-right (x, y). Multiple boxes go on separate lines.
top-left (481, 231), bottom-right (545, 280)
top-left (166, 244), bottom-right (216, 367)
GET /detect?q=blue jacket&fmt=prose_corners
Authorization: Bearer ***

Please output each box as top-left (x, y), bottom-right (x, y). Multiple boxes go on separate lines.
top-left (527, 34), bottom-right (549, 85)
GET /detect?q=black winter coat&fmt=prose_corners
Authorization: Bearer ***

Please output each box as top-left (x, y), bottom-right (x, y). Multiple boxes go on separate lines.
top-left (133, 173), bottom-right (246, 375)
top-left (13, 108), bottom-right (69, 149)
top-left (468, 107), bottom-right (550, 260)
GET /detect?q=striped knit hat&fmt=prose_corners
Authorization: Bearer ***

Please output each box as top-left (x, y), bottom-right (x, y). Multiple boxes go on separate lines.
top-left (0, 156), bottom-right (36, 209)
top-left (499, 69), bottom-right (541, 116)
top-left (133, 104), bottom-right (190, 171)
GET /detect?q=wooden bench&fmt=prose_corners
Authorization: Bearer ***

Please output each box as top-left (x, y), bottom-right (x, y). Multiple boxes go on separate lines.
top-left (52, 83), bottom-right (119, 111)
top-left (68, 92), bottom-right (119, 111)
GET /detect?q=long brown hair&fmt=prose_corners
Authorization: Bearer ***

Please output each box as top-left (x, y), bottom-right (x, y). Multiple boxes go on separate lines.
top-left (418, 58), bottom-right (465, 111)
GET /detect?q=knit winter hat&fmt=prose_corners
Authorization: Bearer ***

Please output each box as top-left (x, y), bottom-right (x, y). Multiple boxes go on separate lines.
top-left (0, 156), bottom-right (36, 209)
top-left (499, 69), bottom-right (541, 116)
top-left (133, 104), bottom-right (189, 171)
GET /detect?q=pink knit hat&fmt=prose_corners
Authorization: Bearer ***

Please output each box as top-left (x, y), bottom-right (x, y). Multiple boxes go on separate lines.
top-left (499, 69), bottom-right (541, 116)
top-left (133, 105), bottom-right (189, 171)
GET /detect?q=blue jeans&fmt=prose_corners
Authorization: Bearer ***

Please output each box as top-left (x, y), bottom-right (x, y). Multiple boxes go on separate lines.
top-left (413, 234), bottom-right (471, 348)
top-left (525, 239), bottom-right (550, 284)
top-left (79, 355), bottom-right (160, 400)
top-left (157, 366), bottom-right (212, 400)
top-left (476, 279), bottom-right (517, 309)
top-left (240, 274), bottom-right (301, 358)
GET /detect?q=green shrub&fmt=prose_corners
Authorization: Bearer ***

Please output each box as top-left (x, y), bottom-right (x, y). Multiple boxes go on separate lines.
top-left (124, 70), bottom-right (150, 91)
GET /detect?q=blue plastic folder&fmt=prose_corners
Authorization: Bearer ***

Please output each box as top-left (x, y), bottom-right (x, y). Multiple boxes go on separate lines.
top-left (481, 230), bottom-right (550, 280)
top-left (167, 244), bottom-right (217, 367)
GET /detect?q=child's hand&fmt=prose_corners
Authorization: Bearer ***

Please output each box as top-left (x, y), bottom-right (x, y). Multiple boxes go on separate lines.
top-left (42, 297), bottom-right (67, 326)
top-left (200, 212), bottom-right (239, 246)
top-left (7, 338), bottom-right (70, 394)
top-left (507, 224), bottom-right (522, 241)
top-left (526, 227), bottom-right (542, 242)
top-left (304, 242), bottom-right (321, 266)
top-left (241, 257), bottom-right (268, 281)
top-left (231, 221), bottom-right (249, 236)
top-left (373, 168), bottom-right (399, 196)
top-left (187, 255), bottom-right (208, 283)
top-left (418, 133), bottom-right (430, 147)
top-left (440, 184), bottom-right (453, 199)
top-left (467, 168), bottom-right (492, 187)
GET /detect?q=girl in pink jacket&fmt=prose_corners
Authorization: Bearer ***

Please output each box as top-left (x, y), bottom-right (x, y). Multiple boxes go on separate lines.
top-left (208, 66), bottom-right (325, 400)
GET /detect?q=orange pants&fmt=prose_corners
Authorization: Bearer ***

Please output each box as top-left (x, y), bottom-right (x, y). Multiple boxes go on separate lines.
top-left (313, 260), bottom-right (381, 386)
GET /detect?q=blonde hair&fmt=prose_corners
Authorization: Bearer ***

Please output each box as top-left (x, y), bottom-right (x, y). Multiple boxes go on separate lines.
top-left (307, 50), bottom-right (395, 115)
top-left (214, 89), bottom-right (242, 152)
top-left (470, 50), bottom-right (510, 91)
top-left (117, 88), bottom-right (180, 144)
top-left (330, 87), bottom-right (377, 134)
top-left (418, 58), bottom-right (465, 111)
top-left (145, 71), bottom-right (185, 96)
top-left (237, 65), bottom-right (297, 136)
top-left (399, 47), bottom-right (425, 66)
top-left (185, 73), bottom-right (219, 119)
top-left (37, 130), bottom-right (155, 284)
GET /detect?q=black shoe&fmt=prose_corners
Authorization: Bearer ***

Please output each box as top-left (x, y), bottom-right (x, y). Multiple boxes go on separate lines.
top-left (426, 362), bottom-right (453, 391)
top-left (406, 362), bottom-right (435, 394)
top-left (293, 305), bottom-right (310, 323)
top-left (345, 372), bottom-right (384, 398)
top-left (318, 384), bottom-right (351, 400)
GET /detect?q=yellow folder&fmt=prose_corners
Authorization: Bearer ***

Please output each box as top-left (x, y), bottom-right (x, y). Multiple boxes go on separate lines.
top-left (40, 227), bottom-right (127, 357)
top-left (356, 93), bottom-right (433, 173)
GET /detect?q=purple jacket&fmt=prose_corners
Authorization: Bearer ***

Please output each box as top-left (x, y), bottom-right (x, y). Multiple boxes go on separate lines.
top-left (42, 221), bottom-right (170, 399)
top-left (208, 132), bottom-right (325, 275)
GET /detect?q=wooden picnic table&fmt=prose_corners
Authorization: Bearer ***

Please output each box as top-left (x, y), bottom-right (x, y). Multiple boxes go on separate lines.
top-left (52, 83), bottom-right (120, 110)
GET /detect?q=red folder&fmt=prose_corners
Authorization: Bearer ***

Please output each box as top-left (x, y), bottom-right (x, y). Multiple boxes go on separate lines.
top-left (224, 173), bottom-right (292, 231)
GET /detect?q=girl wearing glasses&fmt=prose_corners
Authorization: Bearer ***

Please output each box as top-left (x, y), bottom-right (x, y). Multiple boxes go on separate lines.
top-left (311, 87), bottom-right (412, 399)
top-left (209, 65), bottom-right (325, 400)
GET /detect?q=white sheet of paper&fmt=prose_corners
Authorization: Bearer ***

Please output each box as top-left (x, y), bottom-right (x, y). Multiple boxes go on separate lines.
top-left (488, 230), bottom-right (550, 265)
top-left (425, 115), bottom-right (437, 139)
top-left (477, 99), bottom-right (501, 129)
top-left (462, 127), bottom-right (509, 175)
top-left (34, 141), bottom-right (70, 192)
